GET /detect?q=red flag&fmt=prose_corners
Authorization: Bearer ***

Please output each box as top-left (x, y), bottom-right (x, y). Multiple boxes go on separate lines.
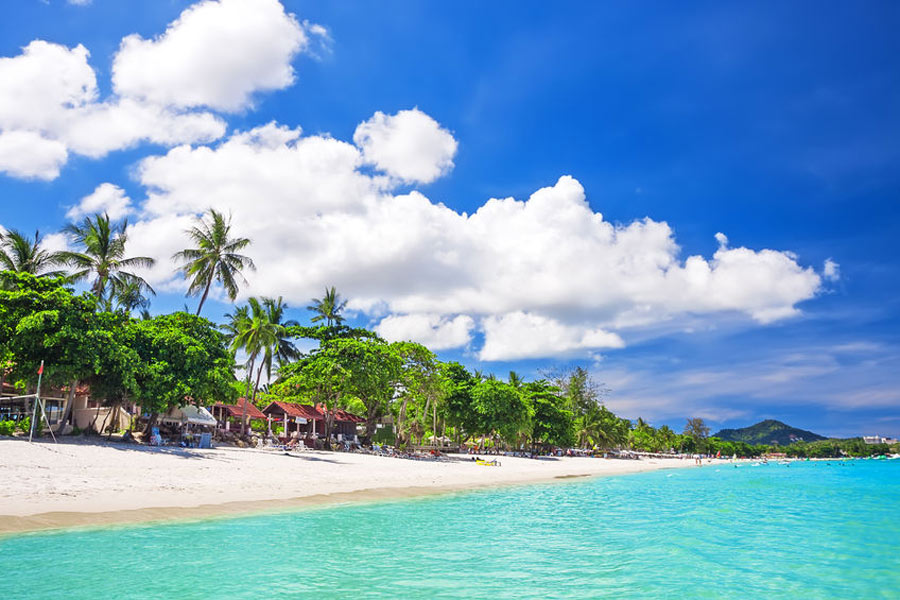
top-left (37, 363), bottom-right (43, 375)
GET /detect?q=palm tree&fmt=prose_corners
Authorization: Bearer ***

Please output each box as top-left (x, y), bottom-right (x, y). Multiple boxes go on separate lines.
top-left (59, 213), bottom-right (155, 308)
top-left (307, 286), bottom-right (348, 327)
top-left (173, 209), bottom-right (255, 315)
top-left (263, 296), bottom-right (301, 368)
top-left (508, 371), bottom-right (523, 389)
top-left (227, 298), bottom-right (277, 436)
top-left (0, 229), bottom-right (67, 284)
top-left (251, 297), bottom-right (301, 406)
top-left (111, 279), bottom-right (151, 314)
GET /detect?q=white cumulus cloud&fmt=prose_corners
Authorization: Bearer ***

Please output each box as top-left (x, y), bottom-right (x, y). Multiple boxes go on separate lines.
top-left (480, 312), bottom-right (625, 361)
top-left (0, 40), bottom-right (225, 180)
top-left (118, 118), bottom-right (827, 361)
top-left (112, 0), bottom-right (309, 112)
top-left (0, 0), bottom-right (326, 181)
top-left (376, 314), bottom-right (475, 350)
top-left (0, 130), bottom-right (68, 180)
top-left (354, 108), bottom-right (458, 184)
top-left (67, 183), bottom-right (133, 221)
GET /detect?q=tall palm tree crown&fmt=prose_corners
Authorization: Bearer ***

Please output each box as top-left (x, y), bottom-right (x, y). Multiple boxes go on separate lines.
top-left (59, 213), bottom-right (156, 307)
top-left (173, 209), bottom-right (255, 315)
top-left (263, 296), bottom-right (301, 368)
top-left (226, 297), bottom-right (277, 435)
top-left (307, 286), bottom-right (348, 327)
top-left (0, 229), bottom-right (67, 282)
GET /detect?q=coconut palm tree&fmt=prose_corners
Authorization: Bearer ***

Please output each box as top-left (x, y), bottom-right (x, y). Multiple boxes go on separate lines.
top-left (263, 296), bottom-right (301, 368)
top-left (307, 286), bottom-right (348, 327)
top-left (508, 371), bottom-right (523, 389)
top-left (0, 229), bottom-right (67, 284)
top-left (227, 298), bottom-right (277, 436)
top-left (250, 297), bottom-right (301, 406)
top-left (111, 278), bottom-right (151, 314)
top-left (173, 209), bottom-right (255, 315)
top-left (59, 213), bottom-right (155, 308)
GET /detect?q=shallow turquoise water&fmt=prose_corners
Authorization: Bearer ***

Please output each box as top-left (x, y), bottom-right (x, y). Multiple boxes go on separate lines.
top-left (1, 460), bottom-right (898, 599)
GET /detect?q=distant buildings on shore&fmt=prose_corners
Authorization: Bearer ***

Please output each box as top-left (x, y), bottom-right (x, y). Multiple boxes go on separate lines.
top-left (863, 435), bottom-right (899, 445)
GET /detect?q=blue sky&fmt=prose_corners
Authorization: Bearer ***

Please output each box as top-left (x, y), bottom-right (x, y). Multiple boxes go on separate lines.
top-left (1, 0), bottom-right (898, 437)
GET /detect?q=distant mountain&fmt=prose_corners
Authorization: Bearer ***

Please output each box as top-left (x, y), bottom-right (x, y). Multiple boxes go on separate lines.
top-left (713, 419), bottom-right (827, 446)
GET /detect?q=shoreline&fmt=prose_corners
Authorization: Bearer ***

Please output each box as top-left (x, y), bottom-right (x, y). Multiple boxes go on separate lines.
top-left (0, 438), bottom-right (697, 537)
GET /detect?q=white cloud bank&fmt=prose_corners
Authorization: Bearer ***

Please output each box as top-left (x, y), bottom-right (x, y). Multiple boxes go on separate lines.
top-left (0, 1), bottom-right (834, 361)
top-left (0, 0), bottom-right (318, 180)
top-left (123, 117), bottom-right (827, 361)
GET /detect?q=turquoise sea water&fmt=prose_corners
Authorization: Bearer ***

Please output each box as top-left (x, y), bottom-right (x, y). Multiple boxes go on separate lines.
top-left (1, 460), bottom-right (898, 599)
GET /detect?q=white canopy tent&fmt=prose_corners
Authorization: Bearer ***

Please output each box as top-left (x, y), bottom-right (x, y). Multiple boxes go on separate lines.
top-left (160, 405), bottom-right (217, 427)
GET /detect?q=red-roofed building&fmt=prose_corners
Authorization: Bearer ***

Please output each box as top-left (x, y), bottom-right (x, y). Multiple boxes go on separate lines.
top-left (262, 401), bottom-right (363, 441)
top-left (209, 398), bottom-right (266, 431)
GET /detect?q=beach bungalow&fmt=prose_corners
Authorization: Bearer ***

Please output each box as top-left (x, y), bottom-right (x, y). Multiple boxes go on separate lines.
top-left (261, 401), bottom-right (323, 441)
top-left (261, 401), bottom-right (365, 443)
top-left (209, 398), bottom-right (266, 432)
top-left (329, 407), bottom-right (366, 439)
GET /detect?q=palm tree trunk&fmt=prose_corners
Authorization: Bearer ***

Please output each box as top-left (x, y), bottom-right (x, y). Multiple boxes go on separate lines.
top-left (196, 275), bottom-right (214, 315)
top-left (240, 356), bottom-right (256, 437)
top-left (251, 361), bottom-right (264, 404)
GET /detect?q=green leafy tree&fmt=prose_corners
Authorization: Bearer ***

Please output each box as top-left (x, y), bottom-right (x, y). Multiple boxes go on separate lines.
top-left (326, 337), bottom-right (402, 442)
top-left (0, 272), bottom-right (129, 433)
top-left (441, 361), bottom-right (478, 440)
top-left (526, 380), bottom-right (574, 450)
top-left (59, 213), bottom-right (155, 308)
top-left (173, 209), bottom-right (255, 315)
top-left (132, 312), bottom-right (236, 431)
top-left (684, 417), bottom-right (711, 442)
top-left (393, 342), bottom-right (443, 446)
top-left (470, 379), bottom-right (532, 447)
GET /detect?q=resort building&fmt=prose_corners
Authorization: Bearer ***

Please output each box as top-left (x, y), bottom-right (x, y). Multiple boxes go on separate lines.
top-left (863, 435), bottom-right (899, 445)
top-left (261, 400), bottom-right (364, 442)
top-left (209, 397), bottom-right (267, 432)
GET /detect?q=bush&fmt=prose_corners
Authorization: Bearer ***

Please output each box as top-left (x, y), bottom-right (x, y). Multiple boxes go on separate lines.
top-left (17, 416), bottom-right (31, 434)
top-left (0, 420), bottom-right (15, 436)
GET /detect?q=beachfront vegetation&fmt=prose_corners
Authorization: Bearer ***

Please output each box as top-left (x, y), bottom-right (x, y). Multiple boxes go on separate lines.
top-left (0, 211), bottom-right (893, 457)
top-left (0, 271), bottom-right (234, 433)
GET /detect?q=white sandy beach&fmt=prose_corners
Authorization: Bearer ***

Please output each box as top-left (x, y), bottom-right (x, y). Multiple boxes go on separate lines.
top-left (0, 438), bottom-right (695, 534)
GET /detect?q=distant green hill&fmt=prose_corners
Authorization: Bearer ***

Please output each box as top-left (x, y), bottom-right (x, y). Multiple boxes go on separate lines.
top-left (713, 419), bottom-right (826, 446)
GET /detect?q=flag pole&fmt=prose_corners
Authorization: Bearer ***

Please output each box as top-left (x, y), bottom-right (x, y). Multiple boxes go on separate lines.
top-left (29, 360), bottom-right (44, 442)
